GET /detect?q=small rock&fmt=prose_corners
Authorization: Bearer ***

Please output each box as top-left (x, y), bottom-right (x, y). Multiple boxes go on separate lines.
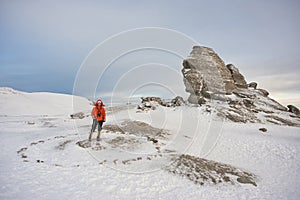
top-left (243, 99), bottom-right (254, 108)
top-left (248, 82), bottom-right (258, 89)
top-left (137, 104), bottom-right (145, 110)
top-left (226, 64), bottom-right (248, 88)
top-left (144, 102), bottom-right (151, 108)
top-left (237, 176), bottom-right (257, 186)
top-left (166, 102), bottom-right (173, 107)
top-left (287, 105), bottom-right (300, 115)
top-left (259, 128), bottom-right (267, 132)
top-left (70, 112), bottom-right (85, 119)
top-left (21, 154), bottom-right (27, 158)
top-left (171, 96), bottom-right (185, 106)
top-left (198, 97), bottom-right (206, 105)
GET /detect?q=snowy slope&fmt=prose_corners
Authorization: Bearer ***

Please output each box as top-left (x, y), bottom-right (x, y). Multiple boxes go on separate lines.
top-left (0, 87), bottom-right (91, 116)
top-left (0, 87), bottom-right (299, 199)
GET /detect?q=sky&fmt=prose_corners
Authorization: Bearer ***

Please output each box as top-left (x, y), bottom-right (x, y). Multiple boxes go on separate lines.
top-left (0, 0), bottom-right (299, 106)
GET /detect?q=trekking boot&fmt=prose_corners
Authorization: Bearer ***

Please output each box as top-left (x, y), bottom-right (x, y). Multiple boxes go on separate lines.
top-left (88, 132), bottom-right (93, 141)
top-left (96, 131), bottom-right (101, 141)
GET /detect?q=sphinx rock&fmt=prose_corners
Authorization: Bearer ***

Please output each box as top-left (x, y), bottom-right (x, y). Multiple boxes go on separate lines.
top-left (182, 46), bottom-right (236, 98)
top-left (182, 46), bottom-right (300, 127)
top-left (182, 46), bottom-right (236, 103)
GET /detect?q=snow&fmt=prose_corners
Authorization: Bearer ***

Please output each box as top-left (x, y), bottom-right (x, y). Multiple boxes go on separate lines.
top-left (0, 87), bottom-right (91, 116)
top-left (0, 87), bottom-right (300, 199)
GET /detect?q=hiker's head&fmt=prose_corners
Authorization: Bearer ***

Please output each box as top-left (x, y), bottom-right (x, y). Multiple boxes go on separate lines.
top-left (97, 100), bottom-right (104, 107)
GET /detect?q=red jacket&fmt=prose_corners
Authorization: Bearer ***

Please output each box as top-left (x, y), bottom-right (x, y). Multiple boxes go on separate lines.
top-left (91, 106), bottom-right (106, 121)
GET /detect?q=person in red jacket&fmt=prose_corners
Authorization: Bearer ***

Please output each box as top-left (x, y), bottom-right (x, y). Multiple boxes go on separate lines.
top-left (89, 99), bottom-right (106, 141)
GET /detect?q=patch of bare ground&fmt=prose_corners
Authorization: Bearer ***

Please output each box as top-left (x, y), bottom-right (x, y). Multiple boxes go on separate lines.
top-left (106, 136), bottom-right (141, 151)
top-left (166, 154), bottom-right (257, 186)
top-left (103, 120), bottom-right (169, 139)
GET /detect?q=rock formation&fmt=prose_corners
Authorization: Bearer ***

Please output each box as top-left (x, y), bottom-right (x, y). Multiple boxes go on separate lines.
top-left (182, 46), bottom-right (300, 127)
top-left (166, 154), bottom-right (257, 186)
top-left (182, 46), bottom-right (237, 104)
top-left (182, 46), bottom-right (249, 102)
top-left (137, 96), bottom-right (185, 111)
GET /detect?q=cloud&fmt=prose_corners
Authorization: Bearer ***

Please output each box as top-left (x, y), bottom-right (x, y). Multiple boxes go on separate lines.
top-left (255, 73), bottom-right (300, 92)
top-left (252, 73), bottom-right (300, 107)
top-left (1, 0), bottom-right (300, 105)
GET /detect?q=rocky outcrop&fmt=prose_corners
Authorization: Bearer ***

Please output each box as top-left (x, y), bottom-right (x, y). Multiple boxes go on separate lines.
top-left (182, 46), bottom-right (236, 101)
top-left (138, 96), bottom-right (185, 111)
top-left (182, 46), bottom-right (300, 127)
top-left (141, 97), bottom-right (165, 105)
top-left (166, 154), bottom-right (257, 186)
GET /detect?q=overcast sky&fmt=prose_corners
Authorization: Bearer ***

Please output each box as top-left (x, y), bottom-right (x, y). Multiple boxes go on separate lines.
top-left (0, 0), bottom-right (299, 106)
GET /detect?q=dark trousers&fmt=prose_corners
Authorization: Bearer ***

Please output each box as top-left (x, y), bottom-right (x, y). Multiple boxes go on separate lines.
top-left (91, 119), bottom-right (104, 132)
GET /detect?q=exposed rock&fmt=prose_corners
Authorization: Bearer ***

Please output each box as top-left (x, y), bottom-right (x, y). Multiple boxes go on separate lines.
top-left (171, 96), bottom-right (185, 106)
top-left (256, 89), bottom-right (269, 97)
top-left (218, 88), bottom-right (298, 125)
top-left (104, 120), bottom-right (170, 139)
top-left (287, 105), bottom-right (300, 115)
top-left (141, 97), bottom-right (165, 105)
top-left (259, 128), bottom-right (267, 132)
top-left (265, 115), bottom-right (299, 126)
top-left (138, 99), bottom-right (159, 111)
top-left (232, 90), bottom-right (256, 99)
top-left (197, 97), bottom-right (207, 105)
top-left (242, 99), bottom-right (254, 108)
top-left (182, 46), bottom-right (236, 103)
top-left (166, 154), bottom-right (257, 186)
top-left (248, 82), bottom-right (258, 89)
top-left (138, 96), bottom-right (185, 111)
top-left (226, 64), bottom-right (248, 88)
top-left (181, 46), bottom-right (300, 127)
top-left (182, 69), bottom-right (208, 97)
top-left (187, 94), bottom-right (202, 104)
top-left (70, 112), bottom-right (85, 119)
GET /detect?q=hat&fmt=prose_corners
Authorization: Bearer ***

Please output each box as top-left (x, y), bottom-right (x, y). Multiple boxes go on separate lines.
top-left (95, 99), bottom-right (105, 106)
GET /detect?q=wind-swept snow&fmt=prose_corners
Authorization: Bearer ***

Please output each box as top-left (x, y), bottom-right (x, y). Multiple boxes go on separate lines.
top-left (0, 87), bottom-right (91, 116)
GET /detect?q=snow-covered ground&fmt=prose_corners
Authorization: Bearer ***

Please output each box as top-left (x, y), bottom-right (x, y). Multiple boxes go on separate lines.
top-left (0, 87), bottom-right (299, 199)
